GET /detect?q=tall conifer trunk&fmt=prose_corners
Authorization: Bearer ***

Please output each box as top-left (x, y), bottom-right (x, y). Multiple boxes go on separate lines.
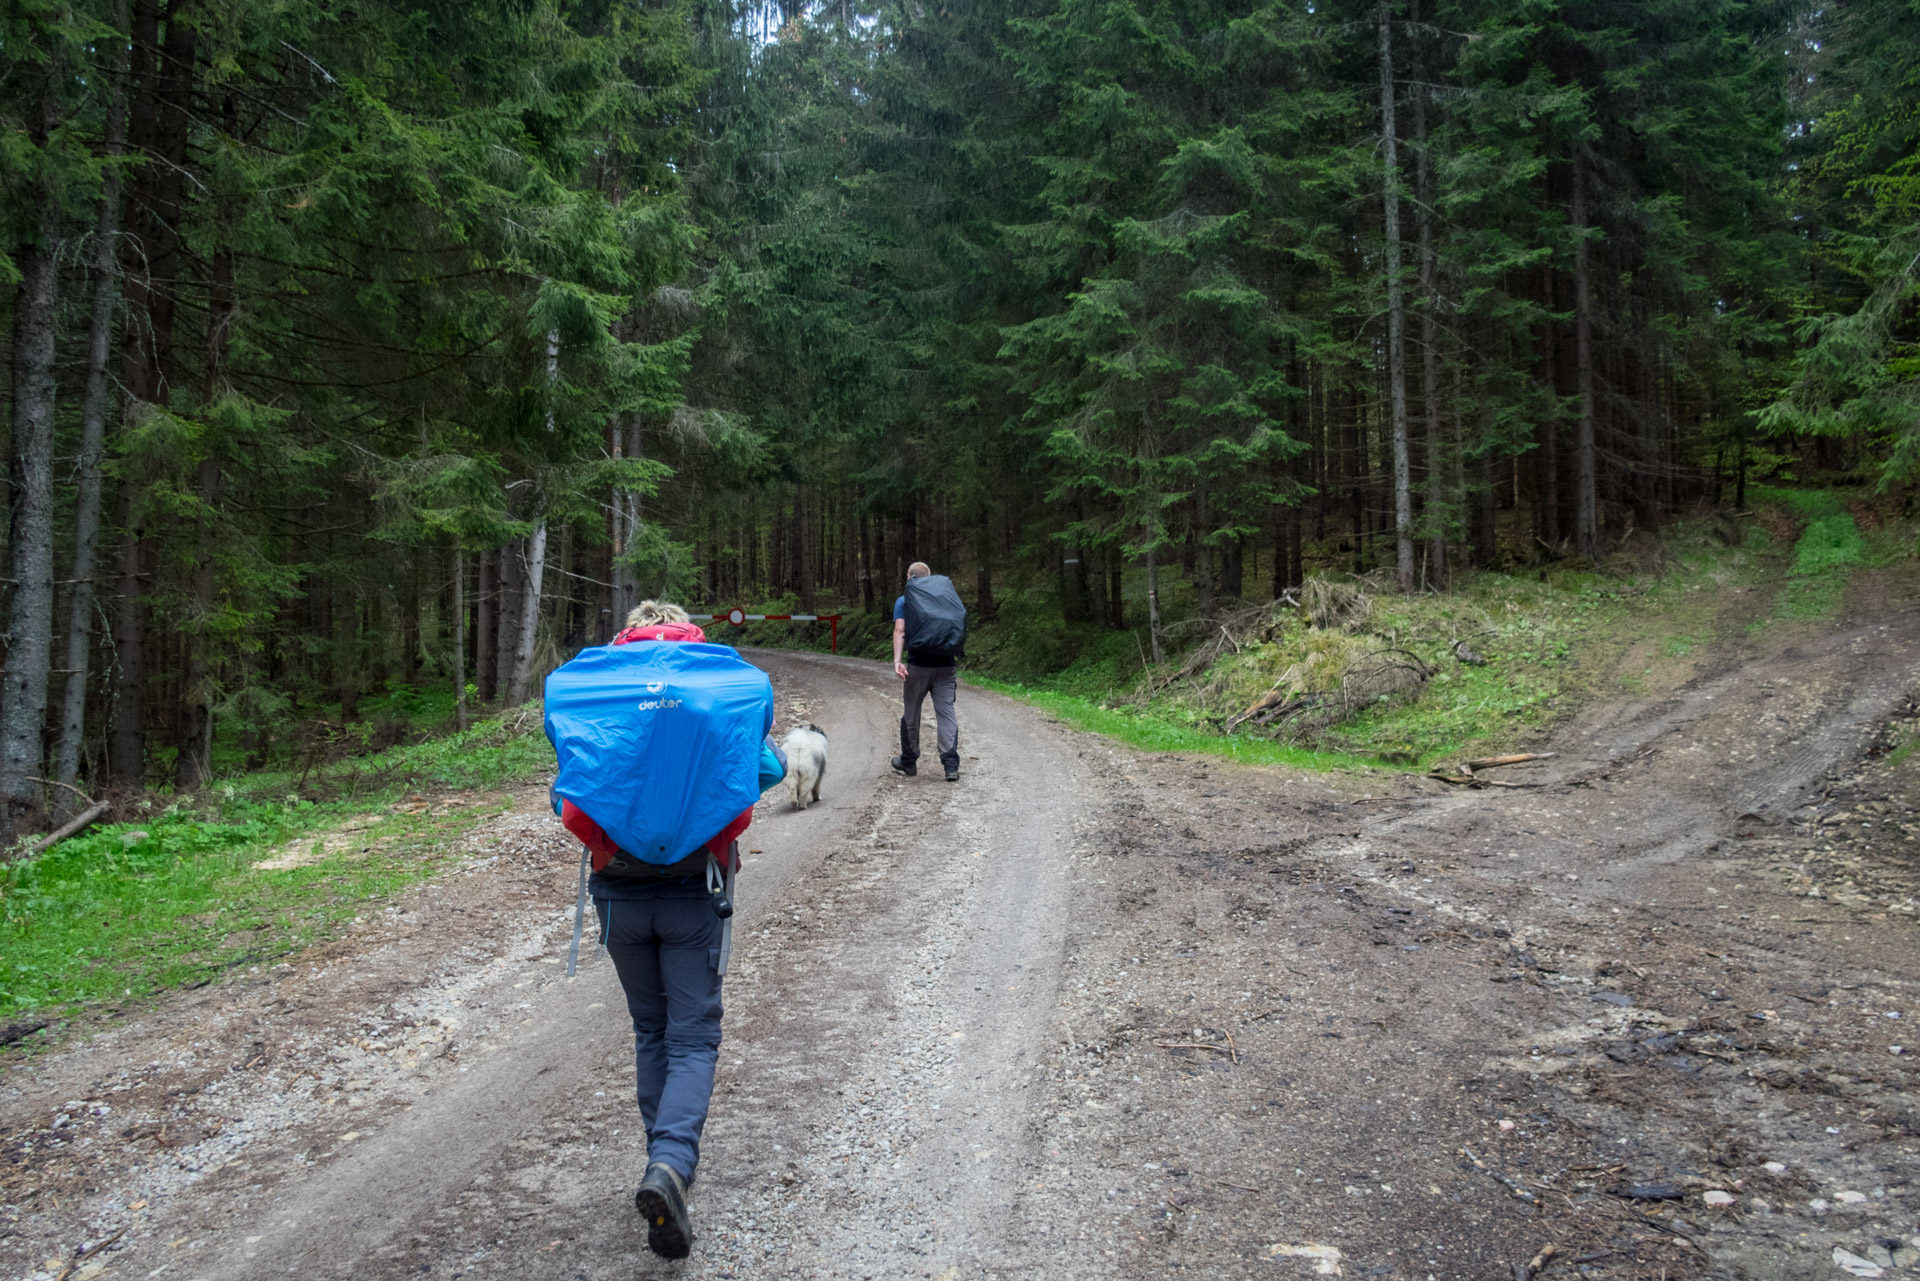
top-left (859, 507), bottom-right (876, 613)
top-left (176, 93), bottom-right (237, 792)
top-left (453, 546), bottom-right (468, 731)
top-left (1538, 263), bottom-right (1561, 547)
top-left (797, 489), bottom-right (816, 612)
top-left (975, 514), bottom-right (995, 618)
top-left (476, 550), bottom-right (497, 703)
top-left (1378, 1), bottom-right (1414, 593)
top-left (497, 536), bottom-right (524, 693)
top-left (109, 0), bottom-right (196, 782)
top-left (56, 0), bottom-right (129, 807)
top-left (611, 415), bottom-right (642, 620)
top-left (1145, 549), bottom-right (1164, 664)
top-left (1412, 13), bottom-right (1445, 587)
top-left (1192, 487), bottom-right (1216, 616)
top-left (0, 73), bottom-right (65, 840)
top-left (506, 526), bottom-right (548, 706)
top-left (1571, 147), bottom-right (1600, 562)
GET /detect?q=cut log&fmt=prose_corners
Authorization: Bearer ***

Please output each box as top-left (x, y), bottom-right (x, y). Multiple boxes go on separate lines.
top-left (1225, 688), bottom-right (1294, 732)
top-left (27, 802), bottom-right (109, 857)
top-left (1463, 753), bottom-right (1555, 770)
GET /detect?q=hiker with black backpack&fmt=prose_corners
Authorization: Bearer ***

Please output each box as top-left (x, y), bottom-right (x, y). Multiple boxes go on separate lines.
top-left (892, 561), bottom-right (967, 782)
top-left (543, 600), bottom-right (787, 1260)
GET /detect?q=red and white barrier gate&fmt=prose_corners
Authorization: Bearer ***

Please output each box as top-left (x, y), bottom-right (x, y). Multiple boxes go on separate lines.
top-left (687, 609), bottom-right (843, 652)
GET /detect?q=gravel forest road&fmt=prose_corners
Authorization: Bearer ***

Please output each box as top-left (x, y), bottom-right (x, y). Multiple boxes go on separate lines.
top-left (6, 590), bottom-right (1920, 1281)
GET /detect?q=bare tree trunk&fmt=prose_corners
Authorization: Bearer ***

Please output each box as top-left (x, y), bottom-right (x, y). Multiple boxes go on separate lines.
top-left (797, 488), bottom-right (816, 613)
top-left (335, 586), bottom-right (360, 721)
top-left (476, 549), bottom-right (497, 703)
top-left (611, 414), bottom-right (642, 619)
top-left (1145, 547), bottom-right (1164, 665)
top-left (453, 545), bottom-right (468, 732)
top-left (55, 2), bottom-right (129, 808)
top-left (1229, 538), bottom-right (1248, 598)
top-left (1193, 490), bottom-right (1216, 617)
top-left (175, 96), bottom-right (236, 794)
top-left (1634, 308), bottom-right (1660, 529)
top-left (1378, 1), bottom-right (1414, 593)
top-left (108, 502), bottom-right (148, 782)
top-left (506, 524), bottom-right (548, 706)
top-left (859, 506), bottom-right (875, 614)
top-left (1348, 385), bottom-right (1366, 572)
top-left (109, 0), bottom-right (195, 784)
top-left (975, 515), bottom-right (995, 618)
top-left (173, 449), bottom-right (221, 792)
top-left (1088, 540), bottom-right (1107, 623)
top-left (497, 536), bottom-right (524, 688)
top-left (547, 524), bottom-right (572, 646)
top-left (1571, 147), bottom-right (1600, 562)
top-left (0, 78), bottom-right (64, 842)
top-left (1062, 513), bottom-right (1091, 624)
top-left (1289, 505), bottom-right (1304, 589)
top-left (1412, 12), bottom-right (1445, 589)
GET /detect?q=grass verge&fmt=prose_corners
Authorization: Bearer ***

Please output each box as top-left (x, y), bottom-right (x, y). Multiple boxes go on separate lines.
top-left (972, 510), bottom-right (1814, 771)
top-left (1, 713), bottom-right (556, 1029)
top-left (968, 677), bottom-right (1384, 772)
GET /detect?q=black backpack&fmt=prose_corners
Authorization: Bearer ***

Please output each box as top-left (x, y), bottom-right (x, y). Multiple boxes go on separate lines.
top-left (903, 574), bottom-right (967, 660)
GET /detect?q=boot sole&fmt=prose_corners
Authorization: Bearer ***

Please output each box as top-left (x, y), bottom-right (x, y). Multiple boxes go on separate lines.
top-left (635, 1184), bottom-right (692, 1259)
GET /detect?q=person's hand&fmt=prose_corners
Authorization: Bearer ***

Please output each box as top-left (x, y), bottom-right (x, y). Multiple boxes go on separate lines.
top-left (894, 661), bottom-right (909, 679)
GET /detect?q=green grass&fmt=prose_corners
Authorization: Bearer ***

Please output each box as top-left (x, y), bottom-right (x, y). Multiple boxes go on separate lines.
top-left (211, 706), bottom-right (556, 806)
top-left (969, 678), bottom-right (1383, 771)
top-left (1750, 486), bottom-right (1869, 620)
top-left (973, 583), bottom-right (1577, 772)
top-left (1, 713), bottom-right (557, 1026)
top-left (1886, 733), bottom-right (1920, 770)
top-left (961, 512), bottom-right (1795, 772)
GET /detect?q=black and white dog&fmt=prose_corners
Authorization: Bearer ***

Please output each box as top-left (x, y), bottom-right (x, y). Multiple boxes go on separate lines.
top-left (780, 723), bottom-right (828, 810)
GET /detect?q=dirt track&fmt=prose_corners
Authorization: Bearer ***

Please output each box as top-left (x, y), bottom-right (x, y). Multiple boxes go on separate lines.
top-left (5, 584), bottom-right (1920, 1281)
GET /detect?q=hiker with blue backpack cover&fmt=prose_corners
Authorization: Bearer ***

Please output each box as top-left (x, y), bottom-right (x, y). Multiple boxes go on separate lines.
top-left (892, 561), bottom-right (967, 782)
top-left (543, 600), bottom-right (786, 1260)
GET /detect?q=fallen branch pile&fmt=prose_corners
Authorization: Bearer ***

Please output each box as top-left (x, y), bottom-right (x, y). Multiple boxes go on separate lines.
top-left (1224, 648), bottom-right (1436, 735)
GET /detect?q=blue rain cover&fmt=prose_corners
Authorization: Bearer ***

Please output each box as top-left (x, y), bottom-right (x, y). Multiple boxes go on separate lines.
top-left (544, 642), bottom-right (774, 864)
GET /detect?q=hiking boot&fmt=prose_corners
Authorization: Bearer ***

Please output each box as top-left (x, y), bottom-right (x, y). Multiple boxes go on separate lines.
top-left (891, 756), bottom-right (917, 777)
top-left (944, 764), bottom-right (960, 782)
top-left (635, 1162), bottom-right (693, 1259)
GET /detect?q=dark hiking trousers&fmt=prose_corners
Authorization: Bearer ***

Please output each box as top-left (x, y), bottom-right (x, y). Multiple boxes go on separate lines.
top-left (593, 887), bottom-right (723, 1184)
top-left (899, 662), bottom-right (959, 771)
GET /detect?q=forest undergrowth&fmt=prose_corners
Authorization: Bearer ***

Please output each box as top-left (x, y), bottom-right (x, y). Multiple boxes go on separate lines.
top-left (979, 491), bottom-right (1913, 768)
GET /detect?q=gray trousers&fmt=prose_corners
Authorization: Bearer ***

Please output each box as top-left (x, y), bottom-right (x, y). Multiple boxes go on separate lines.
top-left (900, 664), bottom-right (959, 769)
